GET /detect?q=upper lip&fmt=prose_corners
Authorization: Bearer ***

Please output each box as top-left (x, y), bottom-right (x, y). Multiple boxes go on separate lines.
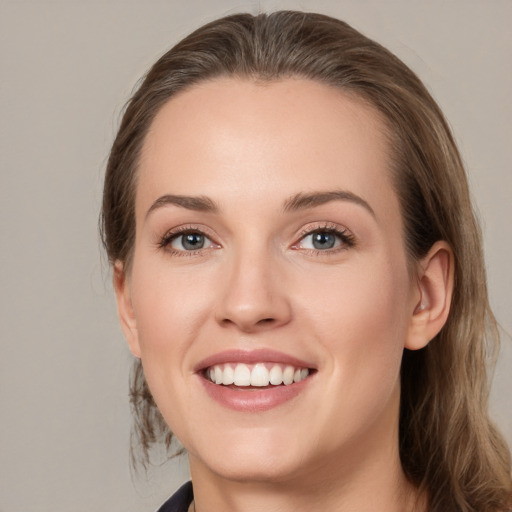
top-left (194, 349), bottom-right (316, 372)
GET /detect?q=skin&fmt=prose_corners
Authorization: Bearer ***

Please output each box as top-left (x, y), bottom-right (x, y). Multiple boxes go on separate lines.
top-left (115, 78), bottom-right (453, 511)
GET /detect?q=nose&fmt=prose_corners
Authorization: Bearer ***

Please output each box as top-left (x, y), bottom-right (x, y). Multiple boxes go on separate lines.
top-left (215, 248), bottom-right (292, 333)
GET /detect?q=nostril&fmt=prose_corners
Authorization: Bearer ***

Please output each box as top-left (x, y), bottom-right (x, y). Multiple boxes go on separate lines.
top-left (219, 316), bottom-right (276, 331)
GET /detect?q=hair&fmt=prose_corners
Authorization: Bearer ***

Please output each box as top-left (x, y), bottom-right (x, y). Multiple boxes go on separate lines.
top-left (101, 11), bottom-right (512, 511)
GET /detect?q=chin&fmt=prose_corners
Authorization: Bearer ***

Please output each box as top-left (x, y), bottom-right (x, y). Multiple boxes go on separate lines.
top-left (188, 424), bottom-right (346, 489)
top-left (200, 452), bottom-right (311, 485)
top-left (186, 426), bottom-right (317, 484)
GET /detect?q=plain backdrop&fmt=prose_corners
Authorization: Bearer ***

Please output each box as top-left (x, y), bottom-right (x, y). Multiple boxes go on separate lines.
top-left (1, 1), bottom-right (511, 510)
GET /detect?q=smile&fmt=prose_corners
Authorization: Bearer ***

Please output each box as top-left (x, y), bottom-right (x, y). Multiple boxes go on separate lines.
top-left (206, 363), bottom-right (310, 387)
top-left (196, 349), bottom-right (316, 412)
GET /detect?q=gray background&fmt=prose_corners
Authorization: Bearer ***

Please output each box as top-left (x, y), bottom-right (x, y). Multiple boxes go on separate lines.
top-left (1, 1), bottom-right (510, 510)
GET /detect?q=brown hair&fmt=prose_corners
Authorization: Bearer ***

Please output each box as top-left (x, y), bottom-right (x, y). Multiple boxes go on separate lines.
top-left (101, 11), bottom-right (512, 511)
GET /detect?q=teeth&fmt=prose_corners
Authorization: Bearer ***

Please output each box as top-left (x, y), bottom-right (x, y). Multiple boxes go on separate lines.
top-left (222, 365), bottom-right (235, 385)
top-left (269, 365), bottom-right (283, 385)
top-left (234, 364), bottom-right (251, 386)
top-left (251, 364), bottom-right (270, 387)
top-left (282, 366), bottom-right (294, 385)
top-left (214, 365), bottom-right (223, 385)
top-left (206, 363), bottom-right (310, 387)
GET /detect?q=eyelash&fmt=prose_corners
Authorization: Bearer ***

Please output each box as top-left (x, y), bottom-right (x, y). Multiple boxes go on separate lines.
top-left (158, 225), bottom-right (217, 257)
top-left (158, 222), bottom-right (355, 257)
top-left (294, 223), bottom-right (356, 255)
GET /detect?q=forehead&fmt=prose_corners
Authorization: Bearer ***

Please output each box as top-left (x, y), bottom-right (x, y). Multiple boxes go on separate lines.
top-left (137, 77), bottom-right (398, 221)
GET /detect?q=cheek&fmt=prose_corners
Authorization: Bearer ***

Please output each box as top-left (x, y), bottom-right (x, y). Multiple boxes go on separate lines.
top-left (301, 256), bottom-right (411, 387)
top-left (296, 260), bottom-right (411, 448)
top-left (128, 259), bottom-right (211, 424)
top-left (130, 259), bottom-right (214, 354)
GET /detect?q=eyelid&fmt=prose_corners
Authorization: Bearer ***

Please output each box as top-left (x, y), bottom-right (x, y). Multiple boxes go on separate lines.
top-left (291, 222), bottom-right (356, 252)
top-left (158, 224), bottom-right (221, 254)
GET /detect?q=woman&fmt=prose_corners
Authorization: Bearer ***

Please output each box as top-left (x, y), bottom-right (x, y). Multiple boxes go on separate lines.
top-left (101, 11), bottom-right (512, 512)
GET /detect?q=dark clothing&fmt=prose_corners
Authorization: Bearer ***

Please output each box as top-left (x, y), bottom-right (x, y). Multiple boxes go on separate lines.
top-left (157, 481), bottom-right (194, 512)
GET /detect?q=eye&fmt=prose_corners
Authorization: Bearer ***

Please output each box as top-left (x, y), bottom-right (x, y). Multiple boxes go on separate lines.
top-left (294, 226), bottom-right (355, 252)
top-left (158, 227), bottom-right (219, 255)
top-left (301, 231), bottom-right (339, 250)
top-left (170, 231), bottom-right (214, 251)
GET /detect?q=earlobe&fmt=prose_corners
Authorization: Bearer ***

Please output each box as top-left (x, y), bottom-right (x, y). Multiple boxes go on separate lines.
top-left (113, 261), bottom-right (141, 358)
top-left (405, 241), bottom-right (454, 350)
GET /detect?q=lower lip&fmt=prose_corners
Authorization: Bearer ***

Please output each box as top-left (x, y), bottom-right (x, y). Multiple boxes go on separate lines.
top-left (199, 375), bottom-right (312, 412)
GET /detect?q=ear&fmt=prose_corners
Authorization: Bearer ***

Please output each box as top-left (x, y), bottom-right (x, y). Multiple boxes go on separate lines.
top-left (113, 261), bottom-right (141, 358)
top-left (405, 241), bottom-right (454, 350)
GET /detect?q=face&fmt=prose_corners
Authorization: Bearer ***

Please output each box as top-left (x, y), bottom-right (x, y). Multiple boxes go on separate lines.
top-left (117, 78), bottom-right (423, 486)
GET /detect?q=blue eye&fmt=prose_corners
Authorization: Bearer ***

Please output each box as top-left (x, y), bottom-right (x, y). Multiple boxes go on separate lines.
top-left (300, 231), bottom-right (341, 250)
top-left (168, 231), bottom-right (214, 251)
top-left (297, 227), bottom-right (355, 252)
top-left (311, 232), bottom-right (337, 250)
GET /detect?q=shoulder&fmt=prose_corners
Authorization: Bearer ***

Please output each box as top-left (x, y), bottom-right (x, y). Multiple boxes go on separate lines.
top-left (156, 481), bottom-right (194, 512)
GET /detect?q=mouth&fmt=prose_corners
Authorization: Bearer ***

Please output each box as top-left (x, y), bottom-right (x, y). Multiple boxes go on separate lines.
top-left (195, 350), bottom-right (316, 411)
top-left (204, 362), bottom-right (311, 388)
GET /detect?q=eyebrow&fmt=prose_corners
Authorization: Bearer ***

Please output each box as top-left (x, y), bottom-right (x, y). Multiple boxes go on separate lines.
top-left (283, 190), bottom-right (375, 218)
top-left (146, 194), bottom-right (219, 218)
top-left (145, 189), bottom-right (375, 219)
